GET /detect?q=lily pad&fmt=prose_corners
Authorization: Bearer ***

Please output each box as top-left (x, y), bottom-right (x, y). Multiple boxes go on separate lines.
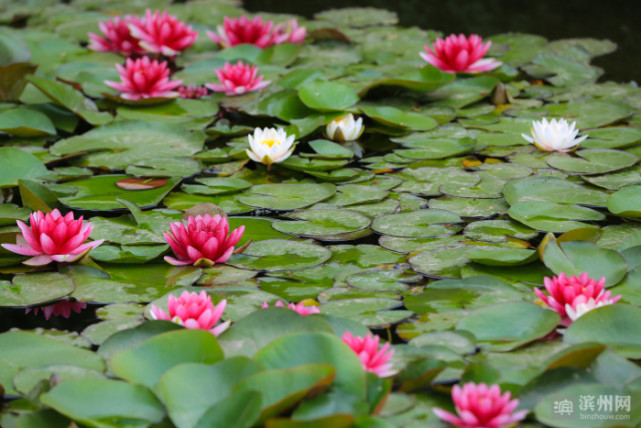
top-left (457, 301), bottom-right (560, 351)
top-left (606, 185), bottom-right (641, 218)
top-left (228, 239), bottom-right (333, 272)
top-left (372, 209), bottom-right (462, 238)
top-left (239, 183), bottom-right (336, 211)
top-left (544, 149), bottom-right (638, 175)
top-left (0, 147), bottom-right (48, 188)
top-left (58, 175), bottom-right (180, 211)
top-left (0, 272), bottom-right (75, 307)
top-left (50, 121), bottom-right (205, 170)
top-left (273, 209), bottom-right (371, 239)
top-left (299, 81), bottom-right (359, 112)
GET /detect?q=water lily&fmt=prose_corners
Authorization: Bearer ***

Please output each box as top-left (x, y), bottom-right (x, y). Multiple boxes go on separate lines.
top-left (207, 15), bottom-right (283, 48)
top-left (163, 214), bottom-right (245, 267)
top-left (129, 9), bottom-right (198, 56)
top-left (261, 300), bottom-right (320, 316)
top-left (522, 118), bottom-right (587, 152)
top-left (88, 15), bottom-right (145, 56)
top-left (565, 294), bottom-right (618, 322)
top-left (326, 114), bottom-right (364, 142)
top-left (420, 34), bottom-right (501, 73)
top-left (179, 85), bottom-right (208, 99)
top-left (205, 61), bottom-right (270, 96)
top-left (150, 290), bottom-right (229, 336)
top-left (26, 300), bottom-right (87, 320)
top-left (1, 209), bottom-right (103, 266)
top-left (246, 127), bottom-right (296, 167)
top-left (105, 57), bottom-right (182, 100)
top-left (534, 272), bottom-right (621, 326)
top-left (276, 19), bottom-right (306, 44)
top-left (342, 332), bottom-right (395, 378)
top-left (433, 382), bottom-right (528, 428)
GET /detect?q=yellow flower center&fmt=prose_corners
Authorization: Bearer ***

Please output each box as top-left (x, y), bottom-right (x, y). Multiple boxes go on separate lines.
top-left (261, 139), bottom-right (279, 148)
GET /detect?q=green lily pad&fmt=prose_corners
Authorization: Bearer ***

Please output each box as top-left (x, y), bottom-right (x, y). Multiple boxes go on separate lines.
top-left (13, 365), bottom-right (106, 396)
top-left (110, 329), bottom-right (224, 388)
top-left (508, 201), bottom-right (604, 233)
top-left (503, 176), bottom-right (608, 207)
top-left (545, 101), bottom-right (632, 129)
top-left (464, 219), bottom-right (539, 243)
top-left (0, 272), bottom-right (75, 307)
top-left (273, 209), bottom-right (371, 239)
top-left (0, 147), bottom-right (48, 188)
top-left (0, 106), bottom-right (56, 137)
top-left (457, 301), bottom-right (560, 351)
top-left (0, 331), bottom-right (105, 396)
top-left (239, 183), bottom-right (336, 211)
top-left (534, 383), bottom-right (641, 428)
top-left (582, 126), bottom-right (641, 149)
top-left (405, 276), bottom-right (522, 314)
top-left (346, 269), bottom-right (421, 293)
top-left (564, 304), bottom-right (641, 359)
top-left (298, 81), bottom-right (359, 112)
top-left (545, 149), bottom-right (638, 175)
top-left (428, 197), bottom-right (510, 218)
top-left (50, 121), bottom-right (205, 170)
top-left (157, 358), bottom-right (263, 428)
top-left (393, 137), bottom-right (476, 160)
top-left (540, 237), bottom-right (628, 287)
top-left (255, 332), bottom-right (367, 399)
top-left (58, 175), bottom-right (180, 211)
top-left (606, 185), bottom-right (641, 218)
top-left (27, 75), bottom-right (112, 125)
top-left (0, 203), bottom-right (31, 226)
top-left (372, 209), bottom-right (462, 238)
top-left (228, 239), bottom-right (332, 272)
top-left (529, 54), bottom-right (600, 86)
top-left (428, 76), bottom-right (500, 109)
top-left (360, 106), bottom-right (437, 131)
top-left (40, 380), bottom-right (165, 427)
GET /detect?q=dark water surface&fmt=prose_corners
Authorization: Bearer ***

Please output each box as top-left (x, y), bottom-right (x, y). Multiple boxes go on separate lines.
top-left (245, 0), bottom-right (641, 83)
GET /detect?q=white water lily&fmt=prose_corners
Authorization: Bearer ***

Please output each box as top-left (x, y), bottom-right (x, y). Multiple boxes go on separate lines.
top-left (246, 127), bottom-right (296, 167)
top-left (522, 118), bottom-right (587, 152)
top-left (326, 114), bottom-right (364, 142)
top-left (565, 296), bottom-right (615, 322)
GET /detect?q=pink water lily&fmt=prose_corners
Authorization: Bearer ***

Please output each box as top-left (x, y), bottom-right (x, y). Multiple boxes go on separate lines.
top-left (207, 15), bottom-right (283, 48)
top-left (565, 294), bottom-right (617, 322)
top-left (163, 214), bottom-right (245, 267)
top-left (433, 382), bottom-right (528, 428)
top-left (1, 209), bottom-right (103, 266)
top-left (179, 85), bottom-right (208, 99)
top-left (534, 272), bottom-right (621, 326)
top-left (26, 300), bottom-right (87, 320)
top-left (261, 300), bottom-right (320, 316)
top-left (129, 9), bottom-right (198, 56)
top-left (342, 332), bottom-right (395, 378)
top-left (150, 291), bottom-right (229, 336)
top-left (105, 57), bottom-right (182, 100)
top-left (205, 61), bottom-right (270, 96)
top-left (88, 15), bottom-right (145, 56)
top-left (420, 34), bottom-right (502, 73)
top-left (275, 19), bottom-right (306, 44)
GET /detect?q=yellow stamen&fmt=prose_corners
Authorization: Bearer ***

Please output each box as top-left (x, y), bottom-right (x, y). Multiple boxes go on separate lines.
top-left (261, 139), bottom-right (280, 148)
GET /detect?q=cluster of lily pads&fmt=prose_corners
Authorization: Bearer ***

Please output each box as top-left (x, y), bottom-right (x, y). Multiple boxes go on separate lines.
top-left (1, 0), bottom-right (641, 427)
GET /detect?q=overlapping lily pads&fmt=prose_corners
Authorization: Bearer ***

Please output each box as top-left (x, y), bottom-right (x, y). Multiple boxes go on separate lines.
top-left (1, 2), bottom-right (641, 428)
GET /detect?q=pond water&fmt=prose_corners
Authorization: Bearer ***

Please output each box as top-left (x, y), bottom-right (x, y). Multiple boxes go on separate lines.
top-left (246, 0), bottom-right (641, 83)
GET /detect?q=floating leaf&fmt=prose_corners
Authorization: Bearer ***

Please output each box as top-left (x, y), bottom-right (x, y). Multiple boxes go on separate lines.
top-left (228, 239), bottom-right (333, 272)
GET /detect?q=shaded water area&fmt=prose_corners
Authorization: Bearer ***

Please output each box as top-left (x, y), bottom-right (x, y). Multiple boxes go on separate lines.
top-left (246, 0), bottom-right (641, 83)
